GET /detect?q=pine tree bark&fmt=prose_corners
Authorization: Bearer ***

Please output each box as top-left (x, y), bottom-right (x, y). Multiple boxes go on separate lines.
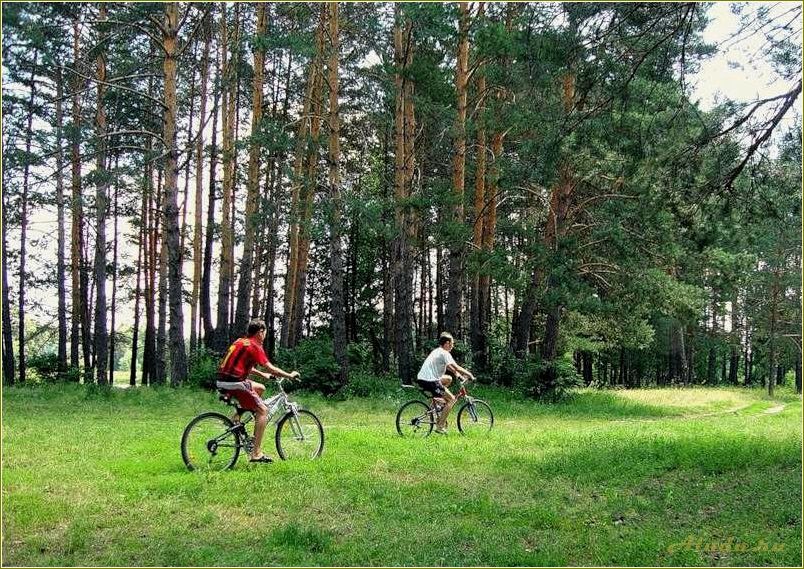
top-left (470, 20), bottom-right (487, 367)
top-left (201, 53), bottom-right (221, 346)
top-left (445, 1), bottom-right (470, 339)
top-left (214, 4), bottom-right (235, 349)
top-left (93, 3), bottom-right (109, 385)
top-left (283, 13), bottom-right (325, 348)
top-left (18, 49), bottom-right (38, 384)
top-left (162, 1), bottom-right (188, 385)
top-left (55, 67), bottom-right (68, 375)
top-left (2, 166), bottom-right (14, 385)
top-left (109, 161), bottom-right (119, 383)
top-left (327, 2), bottom-right (348, 387)
top-left (190, 9), bottom-right (212, 352)
top-left (70, 16), bottom-right (84, 375)
top-left (234, 3), bottom-right (267, 334)
top-left (392, 6), bottom-right (416, 384)
top-left (155, 173), bottom-right (167, 385)
top-left (130, 188), bottom-right (145, 386)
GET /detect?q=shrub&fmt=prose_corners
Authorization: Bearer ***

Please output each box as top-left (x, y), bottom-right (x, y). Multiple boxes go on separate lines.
top-left (521, 356), bottom-right (582, 401)
top-left (26, 352), bottom-right (61, 383)
top-left (276, 336), bottom-right (343, 396)
top-left (186, 347), bottom-right (219, 390)
top-left (342, 370), bottom-right (399, 398)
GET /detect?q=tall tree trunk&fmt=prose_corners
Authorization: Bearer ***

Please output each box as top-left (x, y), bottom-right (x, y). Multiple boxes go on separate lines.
top-left (283, 14), bottom-right (325, 348)
top-left (70, 17), bottom-right (84, 375)
top-left (130, 186), bottom-right (146, 386)
top-left (327, 2), bottom-right (348, 387)
top-left (162, 2), bottom-right (188, 386)
top-left (109, 160), bottom-right (119, 383)
top-left (93, 4), bottom-right (109, 385)
top-left (18, 49), bottom-right (38, 384)
top-left (470, 18), bottom-right (487, 367)
top-left (2, 165), bottom-right (14, 385)
top-left (392, 6), bottom-right (416, 384)
top-left (445, 1), bottom-right (470, 338)
top-left (142, 130), bottom-right (158, 385)
top-left (234, 3), bottom-right (267, 334)
top-left (55, 67), bottom-right (68, 375)
top-left (190, 9), bottom-right (212, 352)
top-left (767, 268), bottom-right (781, 397)
top-left (155, 173), bottom-right (167, 385)
top-left (201, 53), bottom-right (221, 346)
top-left (214, 4), bottom-right (235, 349)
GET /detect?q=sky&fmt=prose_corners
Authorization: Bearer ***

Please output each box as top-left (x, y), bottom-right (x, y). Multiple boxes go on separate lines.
top-left (3, 1), bottom-right (802, 342)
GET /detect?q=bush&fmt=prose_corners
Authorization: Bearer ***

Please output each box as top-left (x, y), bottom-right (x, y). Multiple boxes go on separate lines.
top-left (342, 370), bottom-right (399, 398)
top-left (520, 357), bottom-right (582, 401)
top-left (26, 353), bottom-right (80, 383)
top-left (186, 347), bottom-right (219, 390)
top-left (276, 336), bottom-right (343, 396)
top-left (26, 352), bottom-right (61, 383)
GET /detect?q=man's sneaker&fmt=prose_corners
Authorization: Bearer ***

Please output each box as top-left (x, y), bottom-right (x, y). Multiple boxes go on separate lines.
top-left (435, 427), bottom-right (448, 435)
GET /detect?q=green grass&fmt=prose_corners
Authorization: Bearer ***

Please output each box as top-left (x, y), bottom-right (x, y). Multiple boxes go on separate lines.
top-left (2, 383), bottom-right (801, 566)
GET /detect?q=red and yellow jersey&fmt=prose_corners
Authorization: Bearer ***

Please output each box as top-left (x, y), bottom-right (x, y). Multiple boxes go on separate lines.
top-left (218, 337), bottom-right (269, 380)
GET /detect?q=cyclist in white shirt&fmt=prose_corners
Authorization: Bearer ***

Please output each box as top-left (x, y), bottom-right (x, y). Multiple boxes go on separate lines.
top-left (415, 332), bottom-right (475, 434)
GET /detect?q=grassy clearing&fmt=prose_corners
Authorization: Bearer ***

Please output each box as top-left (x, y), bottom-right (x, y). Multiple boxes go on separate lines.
top-left (2, 383), bottom-right (801, 566)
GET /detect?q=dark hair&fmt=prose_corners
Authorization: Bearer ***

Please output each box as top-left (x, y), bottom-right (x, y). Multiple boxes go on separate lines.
top-left (246, 319), bottom-right (267, 337)
top-left (438, 332), bottom-right (454, 346)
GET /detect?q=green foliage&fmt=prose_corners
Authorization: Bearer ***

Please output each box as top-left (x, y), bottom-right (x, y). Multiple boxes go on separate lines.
top-left (185, 347), bottom-right (219, 390)
top-left (25, 352), bottom-right (61, 383)
top-left (276, 336), bottom-right (341, 396)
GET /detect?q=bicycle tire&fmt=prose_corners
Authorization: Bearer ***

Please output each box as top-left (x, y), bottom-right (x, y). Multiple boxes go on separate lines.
top-left (181, 412), bottom-right (242, 471)
top-left (275, 409), bottom-right (324, 460)
top-left (395, 400), bottom-right (434, 437)
top-left (457, 400), bottom-right (494, 435)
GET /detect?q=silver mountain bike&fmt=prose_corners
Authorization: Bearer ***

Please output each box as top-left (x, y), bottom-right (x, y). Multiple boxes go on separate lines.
top-left (181, 376), bottom-right (324, 471)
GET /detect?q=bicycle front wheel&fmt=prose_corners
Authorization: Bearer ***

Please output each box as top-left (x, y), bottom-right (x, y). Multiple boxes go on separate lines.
top-left (275, 410), bottom-right (324, 460)
top-left (181, 412), bottom-right (242, 472)
top-left (457, 400), bottom-right (494, 435)
top-left (395, 400), bottom-right (434, 437)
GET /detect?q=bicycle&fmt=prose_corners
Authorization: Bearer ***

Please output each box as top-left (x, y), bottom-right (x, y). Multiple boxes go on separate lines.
top-left (395, 376), bottom-right (494, 437)
top-left (181, 376), bottom-right (324, 471)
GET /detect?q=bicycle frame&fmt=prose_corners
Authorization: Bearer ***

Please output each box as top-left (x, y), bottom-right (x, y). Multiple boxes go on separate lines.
top-left (221, 377), bottom-right (307, 443)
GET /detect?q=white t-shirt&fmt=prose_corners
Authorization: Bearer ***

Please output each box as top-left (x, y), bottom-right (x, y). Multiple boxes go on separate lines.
top-left (417, 347), bottom-right (456, 382)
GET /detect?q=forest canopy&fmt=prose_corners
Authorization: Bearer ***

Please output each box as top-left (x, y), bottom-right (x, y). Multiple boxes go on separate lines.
top-left (1, 2), bottom-right (801, 397)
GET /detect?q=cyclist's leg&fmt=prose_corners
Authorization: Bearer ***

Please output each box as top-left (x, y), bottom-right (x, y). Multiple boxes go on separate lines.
top-left (250, 380), bottom-right (266, 398)
top-left (251, 404), bottom-right (269, 460)
top-left (436, 375), bottom-right (456, 430)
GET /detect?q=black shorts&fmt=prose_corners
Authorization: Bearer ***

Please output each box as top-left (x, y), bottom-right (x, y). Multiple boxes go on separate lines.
top-left (415, 379), bottom-right (445, 398)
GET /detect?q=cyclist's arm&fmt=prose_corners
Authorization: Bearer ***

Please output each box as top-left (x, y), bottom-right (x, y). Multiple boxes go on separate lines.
top-left (258, 361), bottom-right (299, 380)
top-left (446, 362), bottom-right (474, 380)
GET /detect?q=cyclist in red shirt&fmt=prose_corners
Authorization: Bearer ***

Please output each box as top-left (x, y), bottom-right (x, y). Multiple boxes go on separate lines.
top-left (216, 319), bottom-right (299, 464)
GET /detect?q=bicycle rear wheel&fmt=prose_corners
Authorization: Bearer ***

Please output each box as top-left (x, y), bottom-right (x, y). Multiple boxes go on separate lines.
top-left (275, 409), bottom-right (324, 460)
top-left (181, 412), bottom-right (242, 471)
top-left (395, 400), bottom-right (434, 437)
top-left (457, 400), bottom-right (494, 435)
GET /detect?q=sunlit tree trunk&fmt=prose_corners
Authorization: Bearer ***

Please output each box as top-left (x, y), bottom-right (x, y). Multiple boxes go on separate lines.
top-left (93, 3), bottom-right (109, 385)
top-left (162, 1), bottom-right (187, 385)
top-left (55, 67), bottom-right (68, 375)
top-left (70, 16), bottom-right (84, 375)
top-left (445, 1), bottom-right (470, 338)
top-left (215, 4), bottom-right (235, 349)
top-left (201, 52), bottom-right (220, 346)
top-left (18, 49), bottom-right (38, 384)
top-left (327, 2), bottom-right (348, 387)
top-left (190, 10), bottom-right (212, 352)
top-left (234, 3), bottom-right (267, 334)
